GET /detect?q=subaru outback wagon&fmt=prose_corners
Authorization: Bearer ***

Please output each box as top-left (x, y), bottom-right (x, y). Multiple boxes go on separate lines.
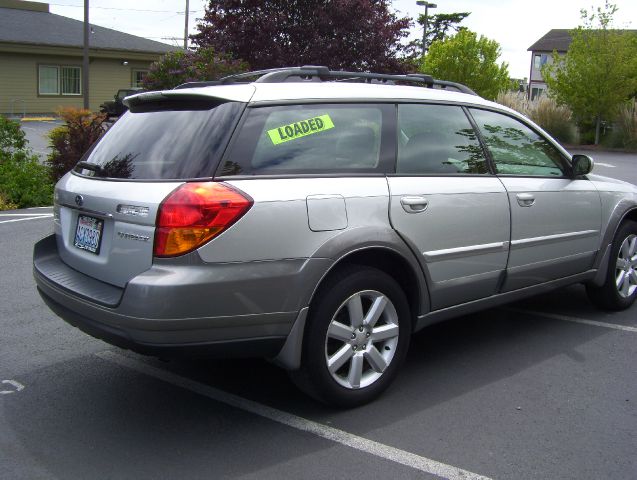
top-left (34, 66), bottom-right (637, 407)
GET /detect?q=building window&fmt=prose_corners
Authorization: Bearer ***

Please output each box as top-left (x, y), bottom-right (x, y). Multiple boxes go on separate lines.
top-left (132, 69), bottom-right (148, 88)
top-left (61, 66), bottom-right (81, 95)
top-left (534, 54), bottom-right (549, 70)
top-left (531, 87), bottom-right (545, 101)
top-left (38, 65), bottom-right (81, 95)
top-left (38, 66), bottom-right (59, 95)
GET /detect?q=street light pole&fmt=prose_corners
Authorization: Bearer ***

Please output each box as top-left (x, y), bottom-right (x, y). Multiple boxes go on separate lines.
top-left (416, 1), bottom-right (437, 59)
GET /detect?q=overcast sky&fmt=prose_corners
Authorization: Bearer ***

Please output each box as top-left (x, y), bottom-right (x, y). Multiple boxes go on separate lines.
top-left (50, 0), bottom-right (637, 79)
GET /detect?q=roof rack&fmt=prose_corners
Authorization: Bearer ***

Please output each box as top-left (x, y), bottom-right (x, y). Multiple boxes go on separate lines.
top-left (173, 65), bottom-right (478, 96)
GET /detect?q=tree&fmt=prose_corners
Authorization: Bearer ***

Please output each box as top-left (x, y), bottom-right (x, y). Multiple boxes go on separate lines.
top-left (542, 2), bottom-right (637, 144)
top-left (405, 12), bottom-right (470, 59)
top-left (191, 0), bottom-right (411, 73)
top-left (421, 29), bottom-right (509, 100)
top-left (143, 47), bottom-right (249, 90)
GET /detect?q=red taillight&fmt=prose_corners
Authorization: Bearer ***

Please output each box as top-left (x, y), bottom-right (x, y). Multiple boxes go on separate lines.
top-left (154, 182), bottom-right (253, 257)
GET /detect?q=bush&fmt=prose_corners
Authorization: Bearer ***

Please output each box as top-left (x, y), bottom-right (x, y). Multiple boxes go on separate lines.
top-left (615, 103), bottom-right (637, 150)
top-left (143, 47), bottom-right (249, 90)
top-left (527, 96), bottom-right (577, 144)
top-left (47, 107), bottom-right (107, 182)
top-left (0, 156), bottom-right (53, 208)
top-left (495, 92), bottom-right (577, 144)
top-left (0, 116), bottom-right (53, 209)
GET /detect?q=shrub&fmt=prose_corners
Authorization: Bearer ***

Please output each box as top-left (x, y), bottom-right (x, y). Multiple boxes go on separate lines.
top-left (496, 92), bottom-right (577, 144)
top-left (496, 91), bottom-right (530, 116)
top-left (527, 96), bottom-right (577, 144)
top-left (0, 156), bottom-right (53, 208)
top-left (0, 191), bottom-right (18, 210)
top-left (0, 115), bottom-right (54, 209)
top-left (47, 107), bottom-right (107, 182)
top-left (143, 47), bottom-right (249, 90)
top-left (615, 103), bottom-right (637, 150)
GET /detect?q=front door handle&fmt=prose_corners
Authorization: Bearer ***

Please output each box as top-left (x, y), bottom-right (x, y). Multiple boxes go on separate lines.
top-left (516, 193), bottom-right (535, 207)
top-left (400, 196), bottom-right (429, 213)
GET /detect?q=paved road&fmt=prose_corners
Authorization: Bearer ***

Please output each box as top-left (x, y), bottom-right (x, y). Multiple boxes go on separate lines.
top-left (1, 203), bottom-right (636, 476)
top-left (19, 120), bottom-right (63, 162)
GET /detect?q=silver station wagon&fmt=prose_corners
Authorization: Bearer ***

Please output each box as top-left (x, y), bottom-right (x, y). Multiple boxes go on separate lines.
top-left (33, 66), bottom-right (637, 407)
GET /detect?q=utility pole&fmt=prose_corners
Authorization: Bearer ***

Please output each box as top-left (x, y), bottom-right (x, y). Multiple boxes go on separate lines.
top-left (83, 0), bottom-right (89, 109)
top-left (184, 0), bottom-right (189, 50)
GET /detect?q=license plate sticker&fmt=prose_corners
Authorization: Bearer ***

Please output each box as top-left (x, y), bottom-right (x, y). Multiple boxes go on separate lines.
top-left (74, 215), bottom-right (104, 254)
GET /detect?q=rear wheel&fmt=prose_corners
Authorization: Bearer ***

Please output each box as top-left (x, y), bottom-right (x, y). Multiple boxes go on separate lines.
top-left (587, 221), bottom-right (637, 310)
top-left (291, 267), bottom-right (411, 408)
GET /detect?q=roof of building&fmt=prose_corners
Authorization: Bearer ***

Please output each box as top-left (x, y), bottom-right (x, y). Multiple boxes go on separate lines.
top-left (529, 27), bottom-right (637, 52)
top-left (527, 29), bottom-right (573, 52)
top-left (0, 1), bottom-right (179, 54)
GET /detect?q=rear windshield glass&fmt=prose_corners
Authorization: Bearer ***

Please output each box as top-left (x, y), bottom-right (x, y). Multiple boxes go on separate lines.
top-left (219, 104), bottom-right (393, 176)
top-left (77, 101), bottom-right (244, 180)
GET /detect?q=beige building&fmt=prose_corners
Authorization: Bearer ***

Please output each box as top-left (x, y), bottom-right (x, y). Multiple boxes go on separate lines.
top-left (0, 0), bottom-right (178, 115)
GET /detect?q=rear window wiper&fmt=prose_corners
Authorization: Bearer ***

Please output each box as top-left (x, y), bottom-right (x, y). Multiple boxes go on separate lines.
top-left (75, 161), bottom-right (104, 176)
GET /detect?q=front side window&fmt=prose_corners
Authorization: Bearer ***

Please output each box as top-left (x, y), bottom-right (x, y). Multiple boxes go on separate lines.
top-left (469, 108), bottom-right (567, 177)
top-left (221, 104), bottom-right (390, 175)
top-left (397, 104), bottom-right (489, 174)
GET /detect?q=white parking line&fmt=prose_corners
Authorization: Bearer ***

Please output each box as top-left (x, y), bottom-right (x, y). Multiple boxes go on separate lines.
top-left (594, 162), bottom-right (615, 168)
top-left (503, 308), bottom-right (637, 333)
top-left (0, 213), bottom-right (52, 216)
top-left (97, 351), bottom-right (492, 480)
top-left (0, 214), bottom-right (53, 224)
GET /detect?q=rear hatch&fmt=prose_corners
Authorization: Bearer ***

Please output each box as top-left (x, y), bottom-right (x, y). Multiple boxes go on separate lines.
top-left (54, 88), bottom-right (251, 288)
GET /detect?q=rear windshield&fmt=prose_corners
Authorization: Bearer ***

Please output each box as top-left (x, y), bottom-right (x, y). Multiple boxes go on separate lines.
top-left (77, 101), bottom-right (244, 180)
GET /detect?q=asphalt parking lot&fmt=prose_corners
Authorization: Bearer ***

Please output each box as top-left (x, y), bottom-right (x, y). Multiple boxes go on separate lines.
top-left (1, 156), bottom-right (636, 479)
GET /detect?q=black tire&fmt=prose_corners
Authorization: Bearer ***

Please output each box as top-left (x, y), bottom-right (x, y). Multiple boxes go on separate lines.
top-left (290, 266), bottom-right (411, 408)
top-left (587, 220), bottom-right (637, 311)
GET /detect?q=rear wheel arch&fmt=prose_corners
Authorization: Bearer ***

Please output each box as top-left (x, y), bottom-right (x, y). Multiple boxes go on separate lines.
top-left (309, 246), bottom-right (429, 327)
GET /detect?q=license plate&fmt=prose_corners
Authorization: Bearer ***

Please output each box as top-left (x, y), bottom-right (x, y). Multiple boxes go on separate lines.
top-left (74, 215), bottom-right (104, 254)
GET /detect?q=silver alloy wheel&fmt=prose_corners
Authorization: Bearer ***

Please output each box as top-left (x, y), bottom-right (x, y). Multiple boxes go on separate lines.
top-left (324, 290), bottom-right (399, 389)
top-left (615, 233), bottom-right (637, 298)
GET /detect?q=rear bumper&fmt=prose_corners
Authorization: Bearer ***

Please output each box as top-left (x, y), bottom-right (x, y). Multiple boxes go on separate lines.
top-left (33, 234), bottom-right (331, 358)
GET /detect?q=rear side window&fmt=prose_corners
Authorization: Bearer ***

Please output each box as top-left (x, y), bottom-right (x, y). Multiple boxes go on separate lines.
top-left (78, 101), bottom-right (244, 180)
top-left (397, 104), bottom-right (489, 174)
top-left (220, 104), bottom-right (393, 175)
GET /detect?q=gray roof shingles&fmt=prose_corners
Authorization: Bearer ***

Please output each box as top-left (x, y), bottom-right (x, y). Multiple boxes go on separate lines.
top-left (527, 29), bottom-right (572, 52)
top-left (0, 6), bottom-right (179, 54)
top-left (529, 27), bottom-right (637, 52)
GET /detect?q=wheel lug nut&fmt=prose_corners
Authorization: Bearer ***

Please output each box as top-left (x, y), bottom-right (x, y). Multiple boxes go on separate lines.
top-left (362, 344), bottom-right (366, 350)
top-left (359, 326), bottom-right (364, 332)
top-left (366, 332), bottom-right (370, 337)
top-left (353, 345), bottom-right (357, 351)
top-left (351, 333), bottom-right (356, 339)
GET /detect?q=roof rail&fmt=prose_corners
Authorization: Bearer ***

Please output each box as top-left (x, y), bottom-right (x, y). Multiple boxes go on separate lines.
top-left (173, 66), bottom-right (478, 96)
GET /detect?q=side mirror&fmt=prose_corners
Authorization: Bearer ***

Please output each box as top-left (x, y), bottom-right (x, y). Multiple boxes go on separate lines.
top-left (572, 154), bottom-right (594, 176)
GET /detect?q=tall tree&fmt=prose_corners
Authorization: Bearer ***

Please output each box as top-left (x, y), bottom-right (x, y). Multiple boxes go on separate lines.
top-left (422, 29), bottom-right (509, 100)
top-left (406, 12), bottom-right (470, 58)
top-left (542, 2), bottom-right (637, 144)
top-left (191, 0), bottom-right (411, 72)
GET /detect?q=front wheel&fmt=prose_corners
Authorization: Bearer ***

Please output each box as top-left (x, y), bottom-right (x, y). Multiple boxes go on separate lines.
top-left (291, 267), bottom-right (411, 408)
top-left (587, 220), bottom-right (637, 310)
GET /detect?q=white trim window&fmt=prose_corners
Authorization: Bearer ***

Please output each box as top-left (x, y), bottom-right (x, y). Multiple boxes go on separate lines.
top-left (38, 65), bottom-right (81, 95)
top-left (132, 69), bottom-right (148, 88)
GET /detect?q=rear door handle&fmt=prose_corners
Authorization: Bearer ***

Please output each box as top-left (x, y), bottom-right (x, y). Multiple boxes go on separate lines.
top-left (516, 193), bottom-right (535, 207)
top-left (400, 196), bottom-right (429, 213)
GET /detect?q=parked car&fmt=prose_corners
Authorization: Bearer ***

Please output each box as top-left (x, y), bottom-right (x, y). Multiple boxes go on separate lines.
top-left (33, 66), bottom-right (637, 407)
top-left (99, 88), bottom-right (142, 118)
